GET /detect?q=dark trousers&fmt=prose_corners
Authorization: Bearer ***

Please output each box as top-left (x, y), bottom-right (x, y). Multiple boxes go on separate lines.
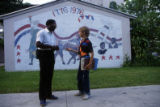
top-left (38, 50), bottom-right (55, 100)
top-left (77, 66), bottom-right (90, 95)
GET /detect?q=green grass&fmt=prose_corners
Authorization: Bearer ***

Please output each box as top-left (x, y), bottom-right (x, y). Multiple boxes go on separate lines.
top-left (0, 66), bottom-right (160, 94)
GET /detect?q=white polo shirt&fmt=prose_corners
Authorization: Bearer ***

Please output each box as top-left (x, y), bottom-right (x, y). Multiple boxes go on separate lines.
top-left (36, 28), bottom-right (57, 46)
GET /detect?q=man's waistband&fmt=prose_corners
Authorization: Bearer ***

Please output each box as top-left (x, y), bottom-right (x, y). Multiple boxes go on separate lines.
top-left (37, 48), bottom-right (52, 50)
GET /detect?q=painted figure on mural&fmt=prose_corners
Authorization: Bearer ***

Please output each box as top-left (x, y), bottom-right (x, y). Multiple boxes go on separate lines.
top-left (54, 40), bottom-right (66, 64)
top-left (106, 37), bottom-right (122, 49)
top-left (96, 22), bottom-right (122, 49)
top-left (54, 33), bottom-right (81, 65)
top-left (28, 16), bottom-right (40, 65)
top-left (98, 42), bottom-right (107, 55)
top-left (97, 19), bottom-right (111, 38)
top-left (96, 24), bottom-right (110, 56)
top-left (67, 34), bottom-right (81, 64)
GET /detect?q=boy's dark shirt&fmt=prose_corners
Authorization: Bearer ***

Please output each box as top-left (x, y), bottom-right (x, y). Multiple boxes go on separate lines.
top-left (79, 38), bottom-right (93, 57)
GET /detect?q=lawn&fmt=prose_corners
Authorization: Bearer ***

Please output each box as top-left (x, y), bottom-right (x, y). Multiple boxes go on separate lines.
top-left (0, 66), bottom-right (160, 94)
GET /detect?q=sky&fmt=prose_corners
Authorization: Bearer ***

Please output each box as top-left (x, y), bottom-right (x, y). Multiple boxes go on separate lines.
top-left (23, 0), bottom-right (55, 5)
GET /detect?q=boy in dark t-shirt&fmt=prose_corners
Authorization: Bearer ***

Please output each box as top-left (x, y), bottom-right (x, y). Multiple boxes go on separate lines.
top-left (67, 26), bottom-right (94, 100)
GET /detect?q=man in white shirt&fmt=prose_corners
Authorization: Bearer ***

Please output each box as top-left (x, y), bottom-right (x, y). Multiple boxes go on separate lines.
top-left (36, 19), bottom-right (59, 106)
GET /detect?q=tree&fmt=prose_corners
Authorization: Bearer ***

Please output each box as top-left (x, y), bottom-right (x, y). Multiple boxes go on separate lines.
top-left (0, 0), bottom-right (33, 47)
top-left (109, 1), bottom-right (118, 10)
top-left (0, 0), bottom-right (33, 15)
top-left (119, 0), bottom-right (160, 65)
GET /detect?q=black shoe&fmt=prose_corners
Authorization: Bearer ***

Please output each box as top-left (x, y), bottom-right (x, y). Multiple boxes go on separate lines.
top-left (46, 95), bottom-right (58, 100)
top-left (40, 100), bottom-right (46, 107)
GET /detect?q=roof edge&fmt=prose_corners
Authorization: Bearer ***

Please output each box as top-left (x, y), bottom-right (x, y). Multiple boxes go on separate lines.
top-left (0, 0), bottom-right (65, 20)
top-left (0, 0), bottom-right (136, 20)
top-left (70, 0), bottom-right (136, 19)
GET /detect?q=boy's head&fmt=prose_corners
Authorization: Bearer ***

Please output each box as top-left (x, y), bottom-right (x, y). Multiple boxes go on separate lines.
top-left (79, 26), bottom-right (90, 38)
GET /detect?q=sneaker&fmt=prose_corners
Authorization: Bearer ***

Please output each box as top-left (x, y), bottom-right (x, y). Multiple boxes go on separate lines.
top-left (40, 100), bottom-right (46, 107)
top-left (46, 95), bottom-right (58, 100)
top-left (82, 94), bottom-right (90, 100)
top-left (74, 92), bottom-right (83, 96)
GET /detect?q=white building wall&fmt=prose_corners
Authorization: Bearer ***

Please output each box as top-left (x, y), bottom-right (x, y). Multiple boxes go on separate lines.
top-left (4, 19), bottom-right (15, 71)
top-left (3, 1), bottom-right (131, 71)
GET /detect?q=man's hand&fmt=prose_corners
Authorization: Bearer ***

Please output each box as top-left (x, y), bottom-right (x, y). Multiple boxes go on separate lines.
top-left (36, 41), bottom-right (59, 51)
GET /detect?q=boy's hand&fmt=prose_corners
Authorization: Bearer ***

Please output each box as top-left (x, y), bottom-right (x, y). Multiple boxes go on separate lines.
top-left (85, 63), bottom-right (92, 70)
top-left (66, 48), bottom-right (72, 51)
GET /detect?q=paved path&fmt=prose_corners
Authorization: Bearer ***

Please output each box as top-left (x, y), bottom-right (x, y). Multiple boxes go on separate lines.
top-left (0, 85), bottom-right (160, 107)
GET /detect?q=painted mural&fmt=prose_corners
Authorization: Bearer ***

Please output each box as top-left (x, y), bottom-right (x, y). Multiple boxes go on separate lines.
top-left (14, 5), bottom-right (123, 71)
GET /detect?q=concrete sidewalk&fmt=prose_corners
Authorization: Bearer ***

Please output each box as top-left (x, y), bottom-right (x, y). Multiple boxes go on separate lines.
top-left (0, 85), bottom-right (160, 107)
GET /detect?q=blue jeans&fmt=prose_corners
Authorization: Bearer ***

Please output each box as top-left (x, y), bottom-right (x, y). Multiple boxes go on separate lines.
top-left (77, 66), bottom-right (90, 95)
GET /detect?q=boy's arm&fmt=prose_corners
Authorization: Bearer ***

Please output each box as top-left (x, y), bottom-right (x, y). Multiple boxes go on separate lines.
top-left (85, 52), bottom-right (94, 70)
top-left (66, 48), bottom-right (79, 54)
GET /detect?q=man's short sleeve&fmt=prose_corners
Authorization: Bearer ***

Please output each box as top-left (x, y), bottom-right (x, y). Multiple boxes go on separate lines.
top-left (36, 30), bottom-right (43, 43)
